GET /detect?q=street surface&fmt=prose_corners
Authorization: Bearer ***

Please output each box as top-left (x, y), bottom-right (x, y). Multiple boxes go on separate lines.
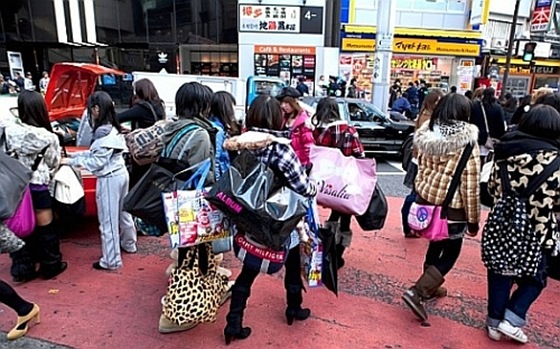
top-left (1, 165), bottom-right (559, 349)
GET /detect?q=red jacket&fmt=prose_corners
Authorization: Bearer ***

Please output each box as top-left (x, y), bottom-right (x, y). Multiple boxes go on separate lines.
top-left (313, 121), bottom-right (365, 158)
top-left (283, 110), bottom-right (314, 166)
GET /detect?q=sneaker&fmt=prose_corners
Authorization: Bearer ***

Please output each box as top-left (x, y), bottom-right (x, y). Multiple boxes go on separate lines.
top-left (487, 326), bottom-right (502, 341)
top-left (498, 320), bottom-right (528, 344)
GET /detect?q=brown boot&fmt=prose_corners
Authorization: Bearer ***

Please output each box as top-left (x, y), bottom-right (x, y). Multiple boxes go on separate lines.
top-left (402, 266), bottom-right (445, 321)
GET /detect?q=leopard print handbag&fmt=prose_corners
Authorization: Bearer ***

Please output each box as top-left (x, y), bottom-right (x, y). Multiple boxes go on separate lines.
top-left (163, 243), bottom-right (228, 325)
top-left (0, 223), bottom-right (25, 254)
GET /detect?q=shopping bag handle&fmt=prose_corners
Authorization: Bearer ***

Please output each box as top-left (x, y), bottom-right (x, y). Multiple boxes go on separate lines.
top-left (178, 159), bottom-right (211, 190)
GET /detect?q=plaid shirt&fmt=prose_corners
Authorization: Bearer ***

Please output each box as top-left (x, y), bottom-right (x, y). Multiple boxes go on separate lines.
top-left (414, 122), bottom-right (481, 224)
top-left (313, 121), bottom-right (365, 158)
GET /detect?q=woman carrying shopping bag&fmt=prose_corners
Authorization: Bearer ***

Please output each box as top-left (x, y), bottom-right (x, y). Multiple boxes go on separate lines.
top-left (221, 95), bottom-right (317, 345)
top-left (65, 91), bottom-right (137, 270)
top-left (1, 90), bottom-right (67, 282)
top-left (402, 93), bottom-right (481, 321)
top-left (312, 97), bottom-right (364, 269)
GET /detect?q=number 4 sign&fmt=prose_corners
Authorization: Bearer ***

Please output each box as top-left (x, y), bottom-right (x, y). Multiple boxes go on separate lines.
top-left (299, 6), bottom-right (323, 34)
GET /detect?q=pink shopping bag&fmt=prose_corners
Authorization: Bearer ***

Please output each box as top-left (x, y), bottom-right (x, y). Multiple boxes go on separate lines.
top-left (5, 187), bottom-right (36, 238)
top-left (309, 145), bottom-right (377, 216)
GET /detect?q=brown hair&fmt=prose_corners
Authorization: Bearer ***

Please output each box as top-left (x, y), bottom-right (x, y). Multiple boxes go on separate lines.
top-left (133, 78), bottom-right (163, 105)
top-left (532, 87), bottom-right (553, 104)
top-left (472, 87), bottom-right (485, 100)
top-left (416, 89), bottom-right (444, 129)
top-left (281, 96), bottom-right (302, 119)
top-left (246, 95), bottom-right (283, 130)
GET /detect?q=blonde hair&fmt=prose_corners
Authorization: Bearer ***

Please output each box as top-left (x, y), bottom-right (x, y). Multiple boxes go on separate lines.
top-left (532, 87), bottom-right (553, 104)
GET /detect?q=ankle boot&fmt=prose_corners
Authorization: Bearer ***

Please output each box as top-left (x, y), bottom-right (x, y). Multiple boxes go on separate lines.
top-left (402, 266), bottom-right (445, 321)
top-left (285, 284), bottom-right (311, 326)
top-left (224, 285), bottom-right (252, 345)
top-left (36, 223), bottom-right (67, 280)
top-left (9, 247), bottom-right (38, 283)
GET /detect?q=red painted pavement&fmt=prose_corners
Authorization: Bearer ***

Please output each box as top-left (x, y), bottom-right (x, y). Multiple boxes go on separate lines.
top-left (1, 197), bottom-right (559, 349)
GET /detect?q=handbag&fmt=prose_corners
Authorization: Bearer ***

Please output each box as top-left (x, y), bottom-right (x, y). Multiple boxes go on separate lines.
top-left (407, 143), bottom-right (474, 241)
top-left (162, 160), bottom-right (233, 249)
top-left (125, 119), bottom-right (171, 166)
top-left (4, 186), bottom-right (36, 238)
top-left (163, 243), bottom-right (228, 325)
top-left (309, 144), bottom-right (376, 215)
top-left (356, 184), bottom-right (388, 231)
top-left (50, 164), bottom-right (86, 218)
top-left (480, 153), bottom-right (495, 207)
top-left (233, 231), bottom-right (288, 274)
top-left (0, 130), bottom-right (33, 220)
top-left (206, 150), bottom-right (307, 251)
top-left (0, 223), bottom-right (25, 254)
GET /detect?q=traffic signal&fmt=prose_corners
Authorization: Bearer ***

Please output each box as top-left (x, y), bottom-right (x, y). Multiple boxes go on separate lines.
top-left (522, 42), bottom-right (537, 62)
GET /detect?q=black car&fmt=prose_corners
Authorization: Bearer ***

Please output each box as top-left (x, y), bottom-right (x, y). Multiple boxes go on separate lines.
top-left (302, 97), bottom-right (415, 157)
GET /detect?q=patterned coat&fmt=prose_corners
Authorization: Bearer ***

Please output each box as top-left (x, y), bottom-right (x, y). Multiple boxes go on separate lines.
top-left (1, 115), bottom-right (60, 186)
top-left (489, 132), bottom-right (560, 253)
top-left (414, 120), bottom-right (481, 224)
top-left (313, 120), bottom-right (365, 158)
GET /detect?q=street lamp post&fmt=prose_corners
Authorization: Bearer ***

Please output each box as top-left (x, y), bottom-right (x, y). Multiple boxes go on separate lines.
top-left (501, 0), bottom-right (522, 96)
top-left (371, 0), bottom-right (397, 111)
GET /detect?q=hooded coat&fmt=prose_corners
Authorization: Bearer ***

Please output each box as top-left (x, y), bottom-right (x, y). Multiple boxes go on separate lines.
top-left (414, 120), bottom-right (481, 224)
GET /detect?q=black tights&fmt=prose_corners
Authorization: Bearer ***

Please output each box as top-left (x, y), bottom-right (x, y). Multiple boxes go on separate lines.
top-left (424, 238), bottom-right (463, 277)
top-left (0, 280), bottom-right (33, 316)
top-left (234, 246), bottom-right (303, 291)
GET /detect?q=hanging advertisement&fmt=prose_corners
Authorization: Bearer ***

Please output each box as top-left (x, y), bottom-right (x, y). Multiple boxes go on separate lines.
top-left (530, 0), bottom-right (555, 33)
top-left (7, 51), bottom-right (24, 79)
top-left (254, 45), bottom-right (316, 88)
top-left (239, 5), bottom-right (323, 34)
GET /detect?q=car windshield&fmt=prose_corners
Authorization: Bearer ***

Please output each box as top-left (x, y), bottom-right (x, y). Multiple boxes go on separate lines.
top-left (348, 101), bottom-right (386, 122)
top-left (254, 80), bottom-right (284, 98)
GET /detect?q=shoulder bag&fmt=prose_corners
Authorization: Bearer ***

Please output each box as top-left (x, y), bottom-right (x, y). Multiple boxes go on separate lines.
top-left (407, 143), bottom-right (474, 241)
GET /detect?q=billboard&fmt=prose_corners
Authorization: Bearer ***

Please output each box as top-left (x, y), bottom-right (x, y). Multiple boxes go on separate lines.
top-left (530, 0), bottom-right (555, 32)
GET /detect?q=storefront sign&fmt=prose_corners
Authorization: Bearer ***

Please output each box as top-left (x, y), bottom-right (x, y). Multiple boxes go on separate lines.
top-left (341, 35), bottom-right (481, 57)
top-left (239, 5), bottom-right (323, 34)
top-left (532, 65), bottom-right (560, 74)
top-left (391, 57), bottom-right (437, 71)
top-left (530, 0), bottom-right (554, 33)
top-left (254, 45), bottom-right (315, 55)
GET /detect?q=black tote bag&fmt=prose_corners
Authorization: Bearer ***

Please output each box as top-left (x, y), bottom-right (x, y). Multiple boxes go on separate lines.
top-left (356, 185), bottom-right (388, 231)
top-left (206, 150), bottom-right (307, 251)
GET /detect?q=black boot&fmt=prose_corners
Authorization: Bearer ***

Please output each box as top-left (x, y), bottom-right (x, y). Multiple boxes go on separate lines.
top-left (36, 223), bottom-right (67, 280)
top-left (285, 284), bottom-right (311, 325)
top-left (336, 244), bottom-right (346, 270)
top-left (9, 246), bottom-right (37, 283)
top-left (224, 285), bottom-right (252, 345)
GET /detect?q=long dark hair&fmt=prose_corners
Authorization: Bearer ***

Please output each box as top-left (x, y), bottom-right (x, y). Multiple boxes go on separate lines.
top-left (313, 97), bottom-right (341, 126)
top-left (175, 82), bottom-right (213, 119)
top-left (90, 91), bottom-right (121, 132)
top-left (132, 79), bottom-right (164, 116)
top-left (246, 95), bottom-right (283, 130)
top-left (518, 104), bottom-right (560, 140)
top-left (482, 88), bottom-right (497, 108)
top-left (429, 93), bottom-right (471, 130)
top-left (535, 92), bottom-right (560, 113)
top-left (17, 90), bottom-right (53, 132)
top-left (210, 91), bottom-right (239, 136)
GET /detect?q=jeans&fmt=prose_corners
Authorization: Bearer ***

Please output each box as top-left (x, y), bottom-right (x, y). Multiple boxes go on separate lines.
top-left (487, 251), bottom-right (548, 328)
top-left (424, 224), bottom-right (465, 276)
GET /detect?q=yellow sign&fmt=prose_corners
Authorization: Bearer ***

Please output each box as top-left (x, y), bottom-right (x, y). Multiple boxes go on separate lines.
top-left (341, 37), bottom-right (480, 57)
top-left (391, 57), bottom-right (437, 71)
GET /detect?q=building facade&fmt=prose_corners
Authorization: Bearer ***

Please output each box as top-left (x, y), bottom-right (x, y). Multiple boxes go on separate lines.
top-left (337, 0), bottom-right (484, 97)
top-left (0, 0), bottom-right (239, 79)
top-left (481, 0), bottom-right (560, 97)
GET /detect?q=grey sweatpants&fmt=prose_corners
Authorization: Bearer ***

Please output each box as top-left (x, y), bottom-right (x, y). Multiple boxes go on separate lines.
top-left (96, 171), bottom-right (137, 269)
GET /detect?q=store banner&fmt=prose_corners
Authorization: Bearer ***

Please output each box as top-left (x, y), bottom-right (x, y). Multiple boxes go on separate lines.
top-left (239, 5), bottom-right (323, 34)
top-left (530, 0), bottom-right (555, 33)
top-left (341, 34), bottom-right (481, 57)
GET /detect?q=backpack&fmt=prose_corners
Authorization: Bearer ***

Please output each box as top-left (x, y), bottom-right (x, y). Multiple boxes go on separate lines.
top-left (125, 119), bottom-right (171, 166)
top-left (208, 119), bottom-right (231, 181)
top-left (482, 157), bottom-right (560, 277)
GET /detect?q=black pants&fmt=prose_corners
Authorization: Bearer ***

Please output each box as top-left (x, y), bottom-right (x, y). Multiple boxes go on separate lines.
top-left (234, 246), bottom-right (303, 291)
top-left (0, 280), bottom-right (33, 316)
top-left (424, 236), bottom-right (463, 277)
top-left (328, 211), bottom-right (351, 232)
